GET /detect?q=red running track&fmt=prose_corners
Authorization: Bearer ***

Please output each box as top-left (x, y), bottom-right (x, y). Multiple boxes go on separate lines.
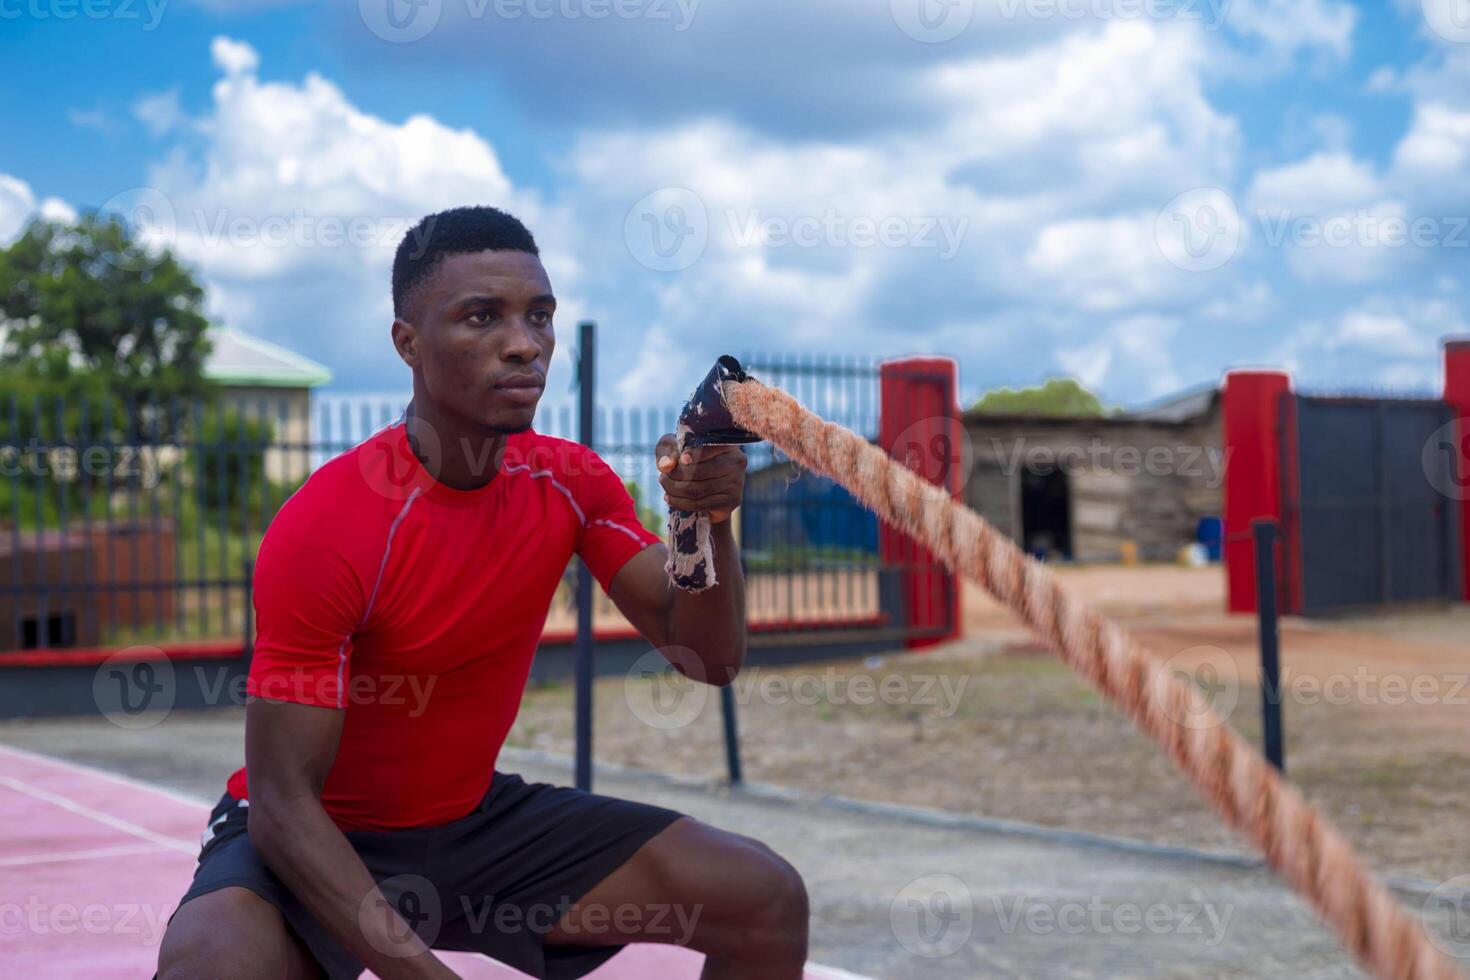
top-left (0, 744), bottom-right (866, 980)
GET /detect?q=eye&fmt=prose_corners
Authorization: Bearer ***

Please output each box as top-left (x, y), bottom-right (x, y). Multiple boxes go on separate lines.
top-left (468, 309), bottom-right (494, 325)
top-left (529, 309), bottom-right (554, 327)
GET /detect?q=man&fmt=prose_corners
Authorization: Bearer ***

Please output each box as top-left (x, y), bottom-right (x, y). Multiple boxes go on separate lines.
top-left (157, 206), bottom-right (809, 980)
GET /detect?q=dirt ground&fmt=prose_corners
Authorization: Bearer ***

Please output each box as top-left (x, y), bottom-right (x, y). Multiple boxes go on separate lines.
top-left (509, 565), bottom-right (1470, 882)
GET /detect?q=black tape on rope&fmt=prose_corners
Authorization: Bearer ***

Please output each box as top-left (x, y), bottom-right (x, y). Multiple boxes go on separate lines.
top-left (665, 356), bottom-right (762, 592)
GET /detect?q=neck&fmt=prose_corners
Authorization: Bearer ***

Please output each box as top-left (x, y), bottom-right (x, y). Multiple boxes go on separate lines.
top-left (405, 395), bottom-right (508, 492)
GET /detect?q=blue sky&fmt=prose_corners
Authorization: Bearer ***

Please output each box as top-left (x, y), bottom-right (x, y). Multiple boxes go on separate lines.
top-left (3, 0), bottom-right (1468, 407)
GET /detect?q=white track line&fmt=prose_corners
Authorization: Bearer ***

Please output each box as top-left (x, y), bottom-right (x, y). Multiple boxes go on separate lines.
top-left (0, 841), bottom-right (176, 867)
top-left (804, 965), bottom-right (875, 980)
top-left (0, 742), bottom-right (212, 811)
top-left (0, 774), bottom-right (196, 855)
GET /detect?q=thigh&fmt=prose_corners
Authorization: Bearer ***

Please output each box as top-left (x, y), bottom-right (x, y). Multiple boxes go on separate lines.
top-left (544, 817), bottom-right (806, 954)
top-left (158, 886), bottom-right (324, 980)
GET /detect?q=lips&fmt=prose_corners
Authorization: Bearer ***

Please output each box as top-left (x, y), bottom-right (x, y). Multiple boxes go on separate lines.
top-left (494, 375), bottom-right (544, 405)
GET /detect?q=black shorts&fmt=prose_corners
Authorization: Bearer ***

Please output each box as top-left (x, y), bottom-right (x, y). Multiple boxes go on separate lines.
top-left (172, 772), bottom-right (686, 980)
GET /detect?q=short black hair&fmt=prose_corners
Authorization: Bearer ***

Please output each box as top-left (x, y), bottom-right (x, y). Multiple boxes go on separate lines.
top-left (392, 206), bottom-right (539, 319)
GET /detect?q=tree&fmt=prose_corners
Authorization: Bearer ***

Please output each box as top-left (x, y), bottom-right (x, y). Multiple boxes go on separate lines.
top-left (971, 378), bottom-right (1110, 417)
top-left (0, 213), bottom-right (213, 405)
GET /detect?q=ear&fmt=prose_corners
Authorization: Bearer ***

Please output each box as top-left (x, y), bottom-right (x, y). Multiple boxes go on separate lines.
top-left (391, 318), bottom-right (419, 368)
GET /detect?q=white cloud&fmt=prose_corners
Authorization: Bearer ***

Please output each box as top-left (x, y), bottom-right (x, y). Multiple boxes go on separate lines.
top-left (133, 88), bottom-right (185, 137)
top-left (0, 174), bottom-right (75, 245)
top-left (1224, 0), bottom-right (1357, 60)
top-left (1393, 103), bottom-right (1470, 181)
top-left (211, 36), bottom-right (260, 77)
top-left (1247, 151), bottom-right (1383, 215)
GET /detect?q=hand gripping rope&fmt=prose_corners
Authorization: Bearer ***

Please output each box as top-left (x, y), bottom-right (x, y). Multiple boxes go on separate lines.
top-left (666, 356), bottom-right (1460, 980)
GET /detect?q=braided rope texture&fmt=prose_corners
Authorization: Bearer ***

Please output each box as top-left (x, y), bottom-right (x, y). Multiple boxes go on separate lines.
top-left (723, 378), bottom-right (1460, 980)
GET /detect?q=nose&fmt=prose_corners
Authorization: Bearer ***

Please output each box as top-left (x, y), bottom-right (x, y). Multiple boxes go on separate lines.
top-left (500, 317), bottom-right (543, 364)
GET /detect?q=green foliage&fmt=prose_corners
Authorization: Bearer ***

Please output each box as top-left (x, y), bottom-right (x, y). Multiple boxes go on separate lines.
top-left (623, 479), bottom-right (664, 535)
top-left (0, 213), bottom-right (213, 406)
top-left (971, 378), bottom-right (1111, 417)
top-left (186, 408), bottom-right (278, 521)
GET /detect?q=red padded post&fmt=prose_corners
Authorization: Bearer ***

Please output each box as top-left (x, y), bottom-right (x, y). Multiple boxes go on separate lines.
top-left (1443, 340), bottom-right (1470, 601)
top-left (879, 358), bottom-right (962, 649)
top-left (1222, 370), bottom-right (1293, 613)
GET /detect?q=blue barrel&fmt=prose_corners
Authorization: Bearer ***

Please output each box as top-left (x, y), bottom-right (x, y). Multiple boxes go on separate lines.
top-left (1196, 516), bottom-right (1223, 562)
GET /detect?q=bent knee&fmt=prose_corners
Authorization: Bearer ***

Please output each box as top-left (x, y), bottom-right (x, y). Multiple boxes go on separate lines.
top-left (158, 887), bottom-right (315, 980)
top-left (743, 845), bottom-right (809, 957)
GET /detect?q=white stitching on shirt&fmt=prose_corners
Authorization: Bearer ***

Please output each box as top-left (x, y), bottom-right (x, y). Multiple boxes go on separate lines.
top-left (589, 518), bottom-right (647, 544)
top-left (501, 464), bottom-right (586, 524)
top-left (340, 486), bottom-right (423, 708)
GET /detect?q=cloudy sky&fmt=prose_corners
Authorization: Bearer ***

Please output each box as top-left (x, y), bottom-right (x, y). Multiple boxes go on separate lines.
top-left (3, 0), bottom-right (1468, 407)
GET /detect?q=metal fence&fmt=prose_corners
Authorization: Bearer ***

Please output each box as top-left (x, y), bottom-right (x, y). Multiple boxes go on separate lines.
top-left (0, 339), bottom-right (941, 657)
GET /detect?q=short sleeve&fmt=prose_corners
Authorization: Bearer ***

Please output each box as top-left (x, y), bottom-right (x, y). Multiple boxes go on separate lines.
top-left (246, 492), bottom-right (365, 709)
top-left (575, 451), bottom-right (660, 593)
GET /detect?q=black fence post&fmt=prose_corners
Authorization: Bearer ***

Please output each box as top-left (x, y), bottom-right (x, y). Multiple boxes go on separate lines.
top-left (1253, 518), bottom-right (1285, 772)
top-left (575, 321), bottom-right (596, 792)
top-left (720, 686), bottom-right (743, 786)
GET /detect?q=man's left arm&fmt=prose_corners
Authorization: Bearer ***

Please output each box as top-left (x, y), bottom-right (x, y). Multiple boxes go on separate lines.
top-left (605, 437), bottom-right (748, 686)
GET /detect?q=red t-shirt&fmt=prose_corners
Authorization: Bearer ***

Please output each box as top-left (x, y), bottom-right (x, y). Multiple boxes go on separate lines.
top-left (224, 421), bottom-right (659, 832)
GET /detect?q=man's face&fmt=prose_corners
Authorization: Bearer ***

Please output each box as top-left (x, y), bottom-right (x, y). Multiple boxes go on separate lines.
top-left (395, 249), bottom-right (555, 432)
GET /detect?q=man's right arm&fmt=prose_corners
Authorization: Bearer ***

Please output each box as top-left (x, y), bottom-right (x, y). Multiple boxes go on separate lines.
top-left (245, 697), bottom-right (458, 980)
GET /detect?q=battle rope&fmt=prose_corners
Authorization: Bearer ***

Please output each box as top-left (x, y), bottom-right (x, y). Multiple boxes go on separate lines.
top-left (720, 375), bottom-right (1460, 980)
